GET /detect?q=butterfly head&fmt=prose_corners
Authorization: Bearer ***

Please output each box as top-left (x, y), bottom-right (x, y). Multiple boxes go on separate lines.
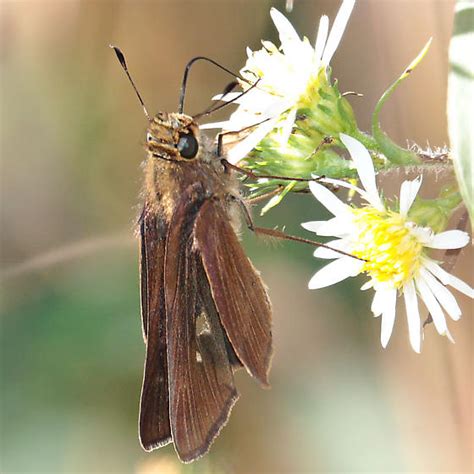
top-left (146, 112), bottom-right (201, 161)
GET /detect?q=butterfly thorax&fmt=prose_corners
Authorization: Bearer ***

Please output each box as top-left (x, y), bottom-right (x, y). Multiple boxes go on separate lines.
top-left (143, 112), bottom-right (239, 225)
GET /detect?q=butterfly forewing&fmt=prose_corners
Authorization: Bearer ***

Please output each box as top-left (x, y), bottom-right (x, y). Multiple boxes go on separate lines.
top-left (139, 209), bottom-right (172, 450)
top-left (164, 185), bottom-right (239, 462)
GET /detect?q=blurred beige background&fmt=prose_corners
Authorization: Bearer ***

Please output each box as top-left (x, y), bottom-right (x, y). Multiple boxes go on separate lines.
top-left (1, 1), bottom-right (472, 473)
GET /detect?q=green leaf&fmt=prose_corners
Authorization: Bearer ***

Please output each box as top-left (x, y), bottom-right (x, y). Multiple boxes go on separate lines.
top-left (447, 0), bottom-right (474, 226)
top-left (408, 185), bottom-right (463, 233)
top-left (260, 181), bottom-right (296, 215)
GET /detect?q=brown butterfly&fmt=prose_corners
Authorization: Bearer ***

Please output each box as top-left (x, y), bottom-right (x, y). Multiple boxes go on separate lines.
top-left (111, 47), bottom-right (272, 463)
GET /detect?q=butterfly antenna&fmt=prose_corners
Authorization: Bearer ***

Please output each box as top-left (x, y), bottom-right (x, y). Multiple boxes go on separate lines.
top-left (110, 45), bottom-right (150, 121)
top-left (178, 56), bottom-right (256, 115)
top-left (193, 78), bottom-right (261, 120)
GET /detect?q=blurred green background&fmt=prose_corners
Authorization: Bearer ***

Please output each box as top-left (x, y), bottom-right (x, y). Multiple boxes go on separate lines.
top-left (1, 1), bottom-right (472, 473)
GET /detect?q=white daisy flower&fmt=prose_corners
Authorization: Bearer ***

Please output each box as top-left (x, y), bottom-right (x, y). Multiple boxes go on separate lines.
top-left (201, 0), bottom-right (356, 164)
top-left (303, 133), bottom-right (473, 353)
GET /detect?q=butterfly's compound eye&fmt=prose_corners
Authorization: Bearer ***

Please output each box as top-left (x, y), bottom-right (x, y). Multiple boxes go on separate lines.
top-left (177, 133), bottom-right (199, 159)
top-left (146, 132), bottom-right (153, 142)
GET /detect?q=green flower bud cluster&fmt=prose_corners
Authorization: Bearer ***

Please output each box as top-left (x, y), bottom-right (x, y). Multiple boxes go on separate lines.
top-left (244, 69), bottom-right (360, 211)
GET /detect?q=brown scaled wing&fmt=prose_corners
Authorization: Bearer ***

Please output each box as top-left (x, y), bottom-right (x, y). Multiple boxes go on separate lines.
top-left (164, 185), bottom-right (238, 462)
top-left (194, 199), bottom-right (273, 386)
top-left (139, 183), bottom-right (273, 462)
top-left (139, 210), bottom-right (172, 450)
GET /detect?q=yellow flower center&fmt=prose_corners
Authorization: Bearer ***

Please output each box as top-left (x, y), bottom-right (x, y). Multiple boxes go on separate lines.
top-left (350, 207), bottom-right (424, 288)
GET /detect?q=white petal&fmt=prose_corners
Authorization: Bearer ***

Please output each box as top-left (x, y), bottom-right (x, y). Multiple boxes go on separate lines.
top-left (313, 238), bottom-right (350, 259)
top-left (262, 98), bottom-right (294, 117)
top-left (270, 8), bottom-right (301, 53)
top-left (409, 225), bottom-right (434, 245)
top-left (210, 90), bottom-right (259, 106)
top-left (261, 40), bottom-right (278, 53)
top-left (415, 275), bottom-right (450, 336)
top-left (380, 288), bottom-right (397, 348)
top-left (227, 116), bottom-right (279, 164)
top-left (314, 15), bottom-right (329, 63)
top-left (360, 280), bottom-right (373, 291)
top-left (309, 181), bottom-right (351, 217)
top-left (420, 268), bottom-right (462, 321)
top-left (308, 256), bottom-right (364, 289)
top-left (339, 133), bottom-right (384, 210)
top-left (399, 177), bottom-right (422, 216)
top-left (371, 288), bottom-right (388, 317)
top-left (200, 120), bottom-right (234, 130)
top-left (316, 216), bottom-right (352, 236)
top-left (318, 175), bottom-right (386, 209)
top-left (211, 92), bottom-right (243, 102)
top-left (423, 259), bottom-right (474, 298)
top-left (321, 0), bottom-right (356, 66)
top-left (403, 280), bottom-right (421, 353)
top-left (425, 230), bottom-right (471, 249)
top-left (302, 217), bottom-right (352, 237)
top-left (318, 176), bottom-right (365, 195)
top-left (301, 221), bottom-right (325, 233)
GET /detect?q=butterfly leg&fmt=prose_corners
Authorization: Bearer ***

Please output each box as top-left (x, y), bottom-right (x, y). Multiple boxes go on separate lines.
top-left (245, 186), bottom-right (284, 205)
top-left (228, 193), bottom-right (361, 260)
top-left (216, 117), bottom-right (269, 157)
top-left (252, 226), bottom-right (361, 260)
top-left (221, 159), bottom-right (319, 183)
top-left (226, 194), bottom-right (255, 231)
